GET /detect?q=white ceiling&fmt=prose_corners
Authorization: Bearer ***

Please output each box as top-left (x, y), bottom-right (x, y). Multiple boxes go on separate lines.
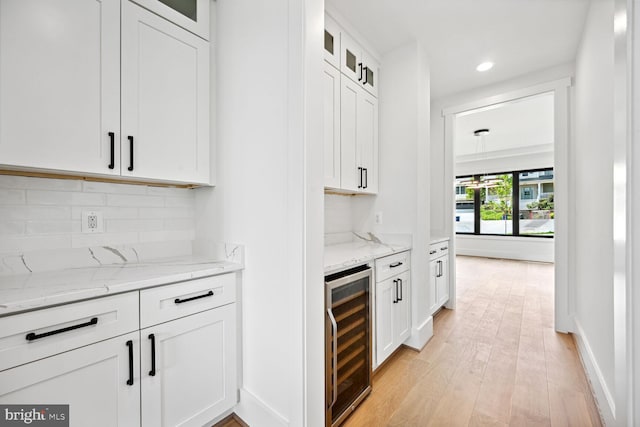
top-left (455, 92), bottom-right (554, 157)
top-left (325, 0), bottom-right (589, 99)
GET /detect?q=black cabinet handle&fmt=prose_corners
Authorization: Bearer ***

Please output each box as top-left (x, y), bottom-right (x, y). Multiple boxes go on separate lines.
top-left (127, 136), bottom-right (134, 171)
top-left (148, 334), bottom-right (156, 376)
top-left (174, 290), bottom-right (214, 304)
top-left (398, 278), bottom-right (403, 302)
top-left (126, 340), bottom-right (134, 386)
top-left (390, 261), bottom-right (403, 268)
top-left (441, 246), bottom-right (448, 251)
top-left (393, 279), bottom-right (398, 304)
top-left (108, 132), bottom-right (115, 169)
top-left (362, 66), bottom-right (369, 85)
top-left (363, 168), bottom-right (368, 189)
top-left (430, 250), bottom-right (437, 255)
top-left (26, 317), bottom-right (98, 341)
top-left (358, 63), bottom-right (363, 81)
top-left (438, 260), bottom-right (443, 277)
top-left (357, 167), bottom-right (363, 189)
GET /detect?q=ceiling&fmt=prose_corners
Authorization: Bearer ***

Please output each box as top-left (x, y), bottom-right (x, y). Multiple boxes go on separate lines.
top-left (325, 0), bottom-right (589, 99)
top-left (455, 92), bottom-right (554, 157)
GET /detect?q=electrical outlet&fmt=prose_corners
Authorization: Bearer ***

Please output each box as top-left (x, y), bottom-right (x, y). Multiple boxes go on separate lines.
top-left (375, 212), bottom-right (383, 225)
top-left (82, 211), bottom-right (104, 233)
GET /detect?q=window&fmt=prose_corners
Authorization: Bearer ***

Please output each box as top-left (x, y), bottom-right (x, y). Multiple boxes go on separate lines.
top-left (455, 168), bottom-right (554, 238)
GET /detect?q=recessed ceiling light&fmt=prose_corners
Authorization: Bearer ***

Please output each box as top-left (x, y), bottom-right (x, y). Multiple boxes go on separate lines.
top-left (476, 61), bottom-right (494, 72)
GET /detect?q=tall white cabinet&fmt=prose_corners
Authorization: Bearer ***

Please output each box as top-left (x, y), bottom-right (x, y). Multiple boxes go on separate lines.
top-left (429, 239), bottom-right (450, 314)
top-left (0, 0), bottom-right (211, 185)
top-left (323, 12), bottom-right (379, 194)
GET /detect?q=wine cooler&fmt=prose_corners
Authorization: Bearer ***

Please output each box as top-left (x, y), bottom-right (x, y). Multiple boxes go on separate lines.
top-left (325, 265), bottom-right (372, 427)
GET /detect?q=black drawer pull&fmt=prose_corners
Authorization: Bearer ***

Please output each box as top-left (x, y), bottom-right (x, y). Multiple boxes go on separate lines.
top-left (126, 340), bottom-right (134, 386)
top-left (393, 279), bottom-right (398, 304)
top-left (429, 250), bottom-right (437, 255)
top-left (148, 334), bottom-right (156, 376)
top-left (127, 136), bottom-right (134, 171)
top-left (26, 317), bottom-right (98, 341)
top-left (390, 261), bottom-right (403, 268)
top-left (398, 278), bottom-right (403, 302)
top-left (174, 290), bottom-right (214, 304)
top-left (108, 132), bottom-right (115, 169)
top-left (441, 246), bottom-right (448, 250)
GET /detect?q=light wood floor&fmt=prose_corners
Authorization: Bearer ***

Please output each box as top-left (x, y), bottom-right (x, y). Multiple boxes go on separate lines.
top-left (217, 256), bottom-right (602, 427)
top-left (342, 256), bottom-right (602, 427)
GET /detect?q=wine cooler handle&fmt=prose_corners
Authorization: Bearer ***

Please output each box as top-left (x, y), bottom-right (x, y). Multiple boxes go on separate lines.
top-left (327, 308), bottom-right (338, 407)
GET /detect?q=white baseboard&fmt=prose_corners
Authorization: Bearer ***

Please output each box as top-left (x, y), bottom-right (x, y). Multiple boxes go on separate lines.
top-left (235, 388), bottom-right (289, 427)
top-left (403, 316), bottom-right (433, 351)
top-left (573, 319), bottom-right (615, 426)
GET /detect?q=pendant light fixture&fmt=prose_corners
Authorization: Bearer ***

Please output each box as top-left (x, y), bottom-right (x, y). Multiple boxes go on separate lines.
top-left (457, 128), bottom-right (501, 189)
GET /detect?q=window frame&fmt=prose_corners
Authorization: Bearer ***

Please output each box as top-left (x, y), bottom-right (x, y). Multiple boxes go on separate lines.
top-left (455, 167), bottom-right (554, 239)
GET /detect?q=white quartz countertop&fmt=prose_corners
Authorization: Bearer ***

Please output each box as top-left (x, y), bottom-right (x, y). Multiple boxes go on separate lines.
top-left (324, 241), bottom-right (411, 275)
top-left (430, 235), bottom-right (450, 245)
top-left (0, 256), bottom-right (242, 317)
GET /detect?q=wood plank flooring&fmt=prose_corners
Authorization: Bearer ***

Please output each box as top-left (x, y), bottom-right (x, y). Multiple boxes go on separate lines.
top-left (342, 256), bottom-right (602, 427)
top-left (217, 256), bottom-right (602, 427)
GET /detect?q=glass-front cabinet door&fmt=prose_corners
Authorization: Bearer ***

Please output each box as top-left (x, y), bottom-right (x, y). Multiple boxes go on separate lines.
top-left (130, 0), bottom-right (210, 40)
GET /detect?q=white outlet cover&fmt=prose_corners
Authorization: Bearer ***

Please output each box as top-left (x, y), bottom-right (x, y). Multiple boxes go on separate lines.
top-left (375, 212), bottom-right (383, 225)
top-left (82, 211), bottom-right (104, 233)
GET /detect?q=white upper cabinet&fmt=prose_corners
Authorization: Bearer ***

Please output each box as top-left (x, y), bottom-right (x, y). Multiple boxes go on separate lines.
top-left (323, 63), bottom-right (341, 189)
top-left (324, 14), bottom-right (340, 69)
top-left (130, 0), bottom-right (210, 40)
top-left (340, 32), bottom-right (379, 98)
top-left (357, 89), bottom-right (378, 194)
top-left (0, 0), bottom-right (121, 176)
top-left (122, 1), bottom-right (210, 184)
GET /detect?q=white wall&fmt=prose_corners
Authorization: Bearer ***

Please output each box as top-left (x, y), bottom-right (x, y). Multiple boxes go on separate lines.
top-left (0, 175), bottom-right (194, 263)
top-left (572, 0), bottom-right (615, 423)
top-left (351, 41), bottom-right (432, 349)
top-left (456, 235), bottom-right (553, 263)
top-left (209, 0), bottom-right (324, 425)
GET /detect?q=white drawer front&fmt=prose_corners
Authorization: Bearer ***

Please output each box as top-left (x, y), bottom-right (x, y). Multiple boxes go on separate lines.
top-left (375, 251), bottom-right (411, 283)
top-left (430, 241), bottom-right (450, 260)
top-left (0, 292), bottom-right (139, 372)
top-left (140, 273), bottom-right (236, 328)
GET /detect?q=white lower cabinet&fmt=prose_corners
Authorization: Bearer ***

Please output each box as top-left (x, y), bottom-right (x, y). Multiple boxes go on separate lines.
top-left (429, 240), bottom-right (450, 314)
top-left (141, 305), bottom-right (237, 427)
top-left (375, 252), bottom-right (411, 367)
top-left (0, 331), bottom-right (141, 427)
top-left (0, 273), bottom-right (238, 427)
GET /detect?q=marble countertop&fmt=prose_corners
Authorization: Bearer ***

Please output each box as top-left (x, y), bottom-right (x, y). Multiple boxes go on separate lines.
top-left (324, 233), bottom-right (411, 275)
top-left (0, 242), bottom-right (244, 317)
top-left (430, 235), bottom-right (450, 245)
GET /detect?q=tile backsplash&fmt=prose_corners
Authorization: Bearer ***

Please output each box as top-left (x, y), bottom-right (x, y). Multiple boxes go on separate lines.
top-left (0, 175), bottom-right (195, 255)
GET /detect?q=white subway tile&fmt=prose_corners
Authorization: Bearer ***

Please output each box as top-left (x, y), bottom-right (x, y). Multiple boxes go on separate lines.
top-left (71, 206), bottom-right (138, 220)
top-left (139, 230), bottom-right (195, 243)
top-left (0, 175), bottom-right (82, 191)
top-left (0, 206), bottom-right (71, 220)
top-left (107, 194), bottom-right (164, 207)
top-left (0, 189), bottom-right (26, 205)
top-left (82, 181), bottom-right (148, 195)
top-left (71, 232), bottom-right (139, 248)
top-left (139, 207), bottom-right (195, 219)
top-left (106, 219), bottom-right (163, 233)
top-left (27, 190), bottom-right (106, 206)
top-left (26, 220), bottom-right (81, 235)
top-left (165, 196), bottom-right (195, 208)
top-left (0, 221), bottom-right (25, 235)
top-left (0, 235), bottom-right (72, 253)
top-left (163, 218), bottom-right (194, 231)
top-left (147, 186), bottom-right (194, 197)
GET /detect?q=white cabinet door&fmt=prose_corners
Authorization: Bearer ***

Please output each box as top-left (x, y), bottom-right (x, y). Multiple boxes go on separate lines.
top-left (0, 332), bottom-right (140, 427)
top-left (340, 78), bottom-right (360, 192)
top-left (357, 90), bottom-right (378, 194)
top-left (130, 0), bottom-right (210, 40)
top-left (0, 0), bottom-right (120, 176)
top-left (429, 259), bottom-right (439, 315)
top-left (360, 51), bottom-right (379, 98)
top-left (340, 32), bottom-right (362, 84)
top-left (324, 64), bottom-right (341, 189)
top-left (437, 257), bottom-right (450, 306)
top-left (375, 279), bottom-right (395, 365)
top-left (141, 305), bottom-right (237, 427)
top-left (324, 14), bottom-right (340, 69)
top-left (394, 274), bottom-right (411, 344)
top-left (122, 0), bottom-right (210, 185)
